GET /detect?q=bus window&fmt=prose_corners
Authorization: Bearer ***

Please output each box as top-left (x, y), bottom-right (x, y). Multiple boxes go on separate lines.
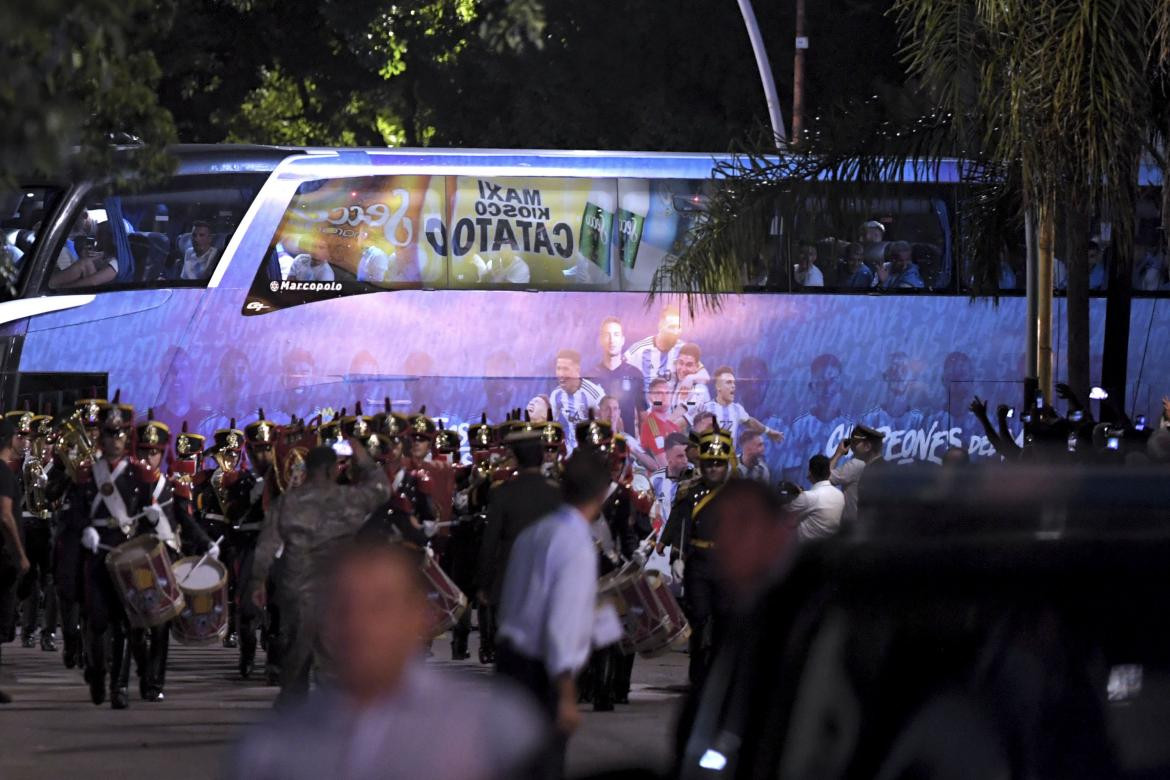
top-left (445, 175), bottom-right (618, 291)
top-left (0, 186), bottom-right (65, 295)
top-left (789, 190), bottom-right (953, 293)
top-left (46, 173), bottom-right (266, 291)
top-left (617, 179), bottom-right (714, 292)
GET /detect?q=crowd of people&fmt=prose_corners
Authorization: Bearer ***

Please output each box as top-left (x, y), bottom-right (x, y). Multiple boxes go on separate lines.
top-left (0, 372), bottom-right (1165, 778)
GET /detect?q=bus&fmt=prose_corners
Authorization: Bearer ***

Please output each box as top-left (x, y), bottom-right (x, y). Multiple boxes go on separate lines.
top-left (0, 145), bottom-right (1165, 483)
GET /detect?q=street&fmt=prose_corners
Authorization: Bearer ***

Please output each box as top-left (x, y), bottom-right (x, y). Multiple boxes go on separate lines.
top-left (0, 634), bottom-right (686, 779)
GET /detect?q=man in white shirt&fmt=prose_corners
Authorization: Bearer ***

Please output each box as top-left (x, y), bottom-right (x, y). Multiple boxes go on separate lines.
top-left (232, 541), bottom-right (547, 780)
top-left (180, 221), bottom-right (218, 280)
top-left (549, 349), bottom-right (605, 451)
top-left (702, 365), bottom-right (783, 450)
top-left (288, 253), bottom-right (336, 282)
top-left (829, 424), bottom-right (885, 528)
top-left (794, 242), bottom-right (825, 287)
top-left (496, 449), bottom-right (613, 779)
top-left (791, 455), bottom-right (846, 540)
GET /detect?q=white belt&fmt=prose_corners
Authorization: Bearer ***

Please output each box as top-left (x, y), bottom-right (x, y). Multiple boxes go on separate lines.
top-left (202, 513), bottom-right (227, 522)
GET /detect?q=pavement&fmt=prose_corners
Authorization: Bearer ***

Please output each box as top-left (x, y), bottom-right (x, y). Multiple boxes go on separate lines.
top-left (0, 631), bottom-right (688, 779)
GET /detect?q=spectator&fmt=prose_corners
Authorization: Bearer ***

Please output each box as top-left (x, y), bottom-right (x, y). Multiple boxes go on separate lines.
top-left (791, 454), bottom-right (846, 541)
top-left (829, 424), bottom-right (885, 528)
top-left (794, 242), bottom-right (824, 287)
top-left (231, 541), bottom-right (546, 780)
top-left (181, 220), bottom-right (218, 280)
top-left (877, 241), bottom-right (925, 289)
top-left (496, 449), bottom-right (613, 778)
top-left (641, 378), bottom-right (682, 468)
top-left (736, 429), bottom-right (769, 483)
top-left (840, 242), bottom-right (875, 289)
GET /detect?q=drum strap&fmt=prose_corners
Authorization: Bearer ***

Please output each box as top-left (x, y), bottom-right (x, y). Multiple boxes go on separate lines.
top-left (148, 474), bottom-right (178, 551)
top-left (92, 458), bottom-right (133, 534)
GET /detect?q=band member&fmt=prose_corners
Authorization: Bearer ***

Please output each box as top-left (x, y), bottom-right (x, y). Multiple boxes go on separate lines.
top-left (439, 423), bottom-right (483, 661)
top-left (476, 426), bottom-right (561, 665)
top-left (13, 410), bottom-right (63, 651)
top-left (75, 396), bottom-right (145, 709)
top-left (132, 412), bottom-right (216, 700)
top-left (193, 422), bottom-right (253, 655)
top-left (656, 426), bottom-right (734, 687)
top-left (234, 412), bottom-right (277, 679)
top-left (53, 396), bottom-right (107, 670)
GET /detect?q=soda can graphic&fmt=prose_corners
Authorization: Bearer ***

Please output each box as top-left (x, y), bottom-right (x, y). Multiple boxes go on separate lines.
top-left (578, 202), bottom-right (614, 275)
top-left (616, 208), bottom-right (645, 270)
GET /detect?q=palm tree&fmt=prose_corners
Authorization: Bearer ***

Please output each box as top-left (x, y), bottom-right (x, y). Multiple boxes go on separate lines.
top-left (658, 0), bottom-right (1170, 406)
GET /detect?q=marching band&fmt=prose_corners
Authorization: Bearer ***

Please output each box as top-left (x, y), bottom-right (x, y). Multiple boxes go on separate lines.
top-left (0, 389), bottom-right (728, 710)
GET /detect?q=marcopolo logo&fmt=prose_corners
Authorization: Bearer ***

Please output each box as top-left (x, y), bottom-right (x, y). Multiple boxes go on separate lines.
top-left (271, 280), bottom-right (344, 293)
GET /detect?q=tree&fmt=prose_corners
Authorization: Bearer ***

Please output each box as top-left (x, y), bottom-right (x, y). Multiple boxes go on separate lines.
top-left (0, 0), bottom-right (176, 184)
top-left (661, 0), bottom-right (1170, 408)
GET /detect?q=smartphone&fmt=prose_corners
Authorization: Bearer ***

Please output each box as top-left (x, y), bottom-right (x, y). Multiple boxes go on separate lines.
top-left (1067, 433), bottom-right (1078, 452)
top-left (1135, 415), bottom-right (1147, 431)
top-left (1090, 386), bottom-right (1109, 400)
top-left (1006, 407), bottom-right (1015, 419)
top-left (1035, 391), bottom-right (1044, 409)
top-left (332, 440), bottom-right (353, 457)
top-left (1106, 436), bottom-right (1120, 451)
top-left (1022, 413), bottom-right (1033, 424)
top-left (1069, 409), bottom-right (1083, 422)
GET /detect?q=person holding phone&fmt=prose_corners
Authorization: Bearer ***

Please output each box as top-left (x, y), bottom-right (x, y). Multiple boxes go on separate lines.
top-left (49, 223), bottom-right (119, 288)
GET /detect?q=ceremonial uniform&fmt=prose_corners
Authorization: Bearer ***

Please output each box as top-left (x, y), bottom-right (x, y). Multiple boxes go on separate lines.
top-left (193, 424), bottom-right (257, 659)
top-left (658, 428), bottom-right (734, 687)
top-left (441, 423), bottom-right (489, 661)
top-left (232, 414), bottom-right (279, 679)
top-left (74, 398), bottom-right (150, 709)
top-left (13, 411), bottom-right (64, 651)
top-left (52, 398), bottom-right (107, 670)
top-left (132, 415), bottom-right (215, 700)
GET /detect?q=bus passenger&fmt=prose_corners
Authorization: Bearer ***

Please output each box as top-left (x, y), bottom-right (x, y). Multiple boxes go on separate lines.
top-left (840, 242), bottom-right (876, 289)
top-left (288, 253), bottom-right (336, 282)
top-left (794, 242), bottom-right (824, 287)
top-left (49, 223), bottom-right (118, 288)
top-left (180, 221), bottom-right (219, 280)
top-left (877, 241), bottom-right (925, 290)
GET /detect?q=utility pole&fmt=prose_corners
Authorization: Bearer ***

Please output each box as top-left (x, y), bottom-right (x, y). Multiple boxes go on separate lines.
top-left (736, 0), bottom-right (787, 146)
top-left (792, 0), bottom-right (807, 144)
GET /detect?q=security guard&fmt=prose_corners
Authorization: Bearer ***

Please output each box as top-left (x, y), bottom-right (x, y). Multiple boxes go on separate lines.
top-left (657, 426), bottom-right (734, 687)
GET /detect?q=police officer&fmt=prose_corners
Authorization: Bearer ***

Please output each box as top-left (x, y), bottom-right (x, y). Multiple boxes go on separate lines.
top-left (656, 426), bottom-right (734, 687)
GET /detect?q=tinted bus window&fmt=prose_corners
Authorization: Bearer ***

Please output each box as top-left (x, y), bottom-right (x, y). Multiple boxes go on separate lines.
top-left (617, 178), bottom-right (713, 292)
top-left (47, 174), bottom-right (266, 290)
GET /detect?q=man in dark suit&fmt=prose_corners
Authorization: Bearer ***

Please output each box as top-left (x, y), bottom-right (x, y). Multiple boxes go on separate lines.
top-left (476, 428), bottom-right (562, 664)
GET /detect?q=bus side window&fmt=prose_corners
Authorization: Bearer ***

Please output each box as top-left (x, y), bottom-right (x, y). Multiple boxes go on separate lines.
top-left (45, 173), bottom-right (266, 292)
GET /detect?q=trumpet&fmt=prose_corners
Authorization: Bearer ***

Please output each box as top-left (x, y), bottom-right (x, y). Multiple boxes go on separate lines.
top-left (58, 411), bottom-right (97, 482)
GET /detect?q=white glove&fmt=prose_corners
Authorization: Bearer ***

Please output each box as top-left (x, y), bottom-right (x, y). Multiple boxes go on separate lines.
top-left (82, 527), bottom-right (101, 554)
top-left (422, 520), bottom-right (438, 538)
top-left (207, 543), bottom-right (220, 561)
top-left (671, 558), bottom-right (685, 582)
top-left (425, 545), bottom-right (435, 559)
top-left (142, 504), bottom-right (163, 528)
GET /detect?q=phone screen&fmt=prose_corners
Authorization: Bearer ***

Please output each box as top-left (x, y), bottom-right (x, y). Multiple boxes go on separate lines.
top-left (332, 440), bottom-right (353, 457)
top-left (1107, 437), bottom-right (1120, 451)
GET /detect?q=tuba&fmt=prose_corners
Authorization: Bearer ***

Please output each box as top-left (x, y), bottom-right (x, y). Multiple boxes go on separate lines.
top-left (58, 411), bottom-right (97, 482)
top-left (22, 456), bottom-right (50, 519)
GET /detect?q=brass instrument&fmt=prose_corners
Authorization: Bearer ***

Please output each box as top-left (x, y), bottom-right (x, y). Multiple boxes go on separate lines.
top-left (58, 411), bottom-right (97, 482)
top-left (22, 456), bottom-right (51, 519)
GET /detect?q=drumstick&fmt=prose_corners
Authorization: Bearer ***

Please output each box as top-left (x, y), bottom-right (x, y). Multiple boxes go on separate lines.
top-left (181, 535), bottom-right (225, 585)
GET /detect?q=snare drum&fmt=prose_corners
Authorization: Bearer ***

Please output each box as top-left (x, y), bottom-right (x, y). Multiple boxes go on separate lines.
top-left (171, 556), bottom-right (230, 645)
top-left (420, 552), bottom-right (467, 639)
top-left (105, 535), bottom-right (185, 628)
top-left (598, 561), bottom-right (690, 658)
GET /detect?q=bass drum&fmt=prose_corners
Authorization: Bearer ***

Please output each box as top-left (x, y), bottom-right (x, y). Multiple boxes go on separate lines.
top-left (598, 561), bottom-right (691, 658)
top-left (420, 551), bottom-right (468, 639)
top-left (171, 556), bottom-right (230, 645)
